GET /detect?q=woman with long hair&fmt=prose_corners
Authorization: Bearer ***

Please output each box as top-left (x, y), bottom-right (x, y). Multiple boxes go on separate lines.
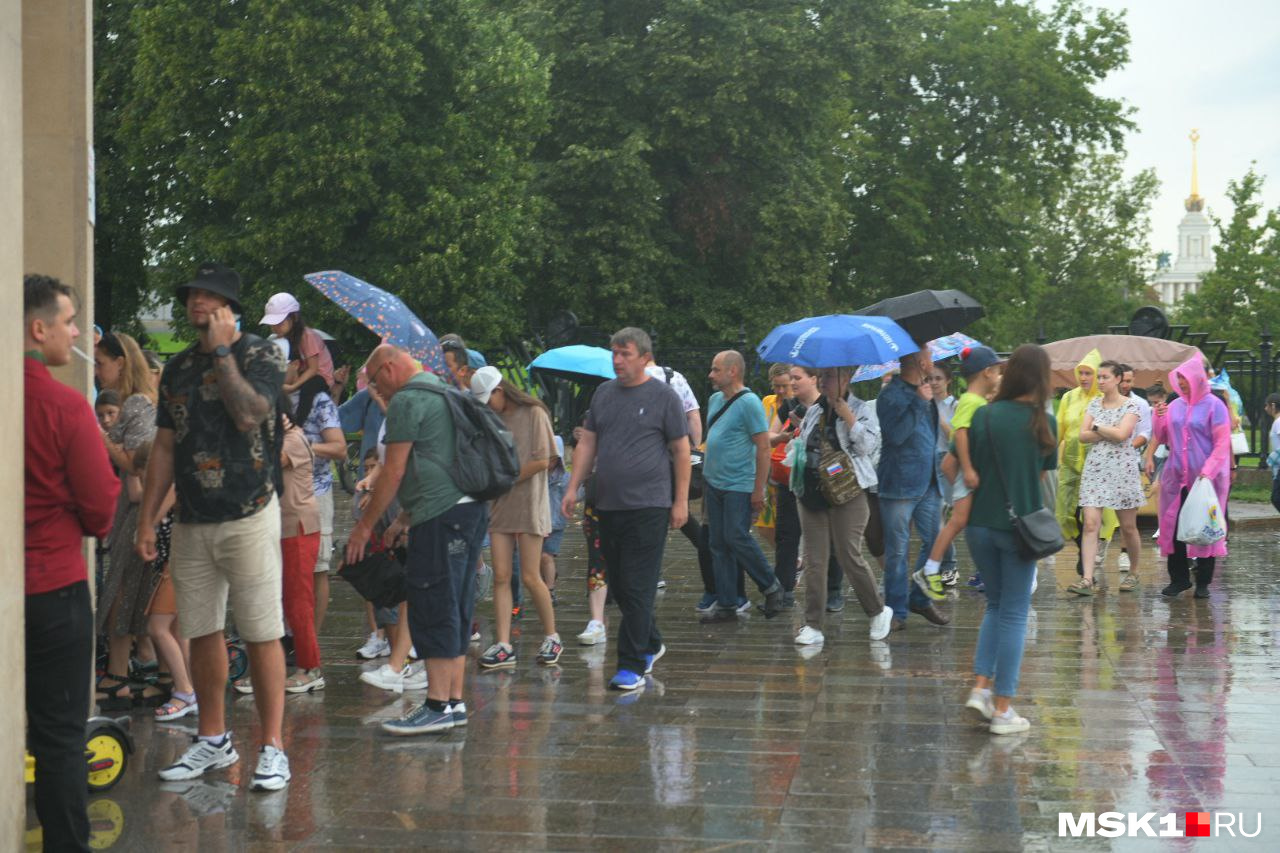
top-left (963, 344), bottom-right (1058, 735)
top-left (261, 293), bottom-right (334, 425)
top-left (790, 365), bottom-right (894, 647)
top-left (1068, 360), bottom-right (1144, 595)
top-left (1149, 357), bottom-right (1233, 598)
top-left (471, 367), bottom-right (562, 668)
top-left (93, 330), bottom-right (160, 708)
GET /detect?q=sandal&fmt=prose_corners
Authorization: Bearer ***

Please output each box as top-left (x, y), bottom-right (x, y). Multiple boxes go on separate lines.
top-left (1066, 578), bottom-right (1096, 597)
top-left (95, 673), bottom-right (133, 711)
top-left (1119, 575), bottom-right (1138, 592)
top-left (155, 693), bottom-right (198, 721)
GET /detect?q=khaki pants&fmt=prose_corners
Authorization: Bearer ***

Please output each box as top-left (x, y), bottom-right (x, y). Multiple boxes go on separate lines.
top-left (798, 492), bottom-right (883, 627)
top-left (170, 496), bottom-right (284, 642)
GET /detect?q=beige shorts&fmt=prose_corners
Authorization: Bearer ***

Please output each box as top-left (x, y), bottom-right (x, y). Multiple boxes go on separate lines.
top-left (170, 496), bottom-right (284, 643)
top-left (315, 490), bottom-right (334, 573)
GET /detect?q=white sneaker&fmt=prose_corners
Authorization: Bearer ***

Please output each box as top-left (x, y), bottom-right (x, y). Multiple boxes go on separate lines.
top-left (250, 745), bottom-right (291, 791)
top-left (359, 663), bottom-right (406, 694)
top-left (356, 632), bottom-right (390, 660)
top-left (401, 661), bottom-right (428, 691)
top-left (1118, 551), bottom-right (1131, 572)
top-left (1030, 570), bottom-right (1039, 595)
top-left (794, 626), bottom-right (824, 646)
top-left (576, 620), bottom-right (607, 645)
top-left (965, 688), bottom-right (994, 721)
top-left (408, 646), bottom-right (418, 660)
top-left (868, 605), bottom-right (893, 641)
top-left (158, 736), bottom-right (239, 782)
top-left (989, 707), bottom-right (1031, 735)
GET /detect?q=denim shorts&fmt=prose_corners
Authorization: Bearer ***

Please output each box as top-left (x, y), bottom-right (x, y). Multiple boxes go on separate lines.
top-left (950, 476), bottom-right (972, 503)
top-left (543, 528), bottom-right (566, 556)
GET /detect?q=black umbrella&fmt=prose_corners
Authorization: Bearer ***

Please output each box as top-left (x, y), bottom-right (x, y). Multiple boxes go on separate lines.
top-left (858, 289), bottom-right (984, 343)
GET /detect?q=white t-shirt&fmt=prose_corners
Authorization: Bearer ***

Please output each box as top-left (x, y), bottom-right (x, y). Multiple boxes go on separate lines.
top-left (1127, 392), bottom-right (1153, 444)
top-left (935, 395), bottom-right (956, 454)
top-left (644, 364), bottom-right (699, 413)
top-left (1270, 417), bottom-right (1280, 456)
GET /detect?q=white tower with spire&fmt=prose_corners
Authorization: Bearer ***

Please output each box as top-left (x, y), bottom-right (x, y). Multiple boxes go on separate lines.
top-left (1155, 129), bottom-right (1215, 305)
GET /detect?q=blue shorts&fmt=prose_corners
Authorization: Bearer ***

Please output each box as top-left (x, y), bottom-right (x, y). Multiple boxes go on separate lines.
top-left (543, 528), bottom-right (566, 556)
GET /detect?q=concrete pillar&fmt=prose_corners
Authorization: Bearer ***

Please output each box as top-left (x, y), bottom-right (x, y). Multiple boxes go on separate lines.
top-left (2, 2), bottom-right (26, 848)
top-left (13, 0), bottom-right (94, 845)
top-left (23, 0), bottom-right (94, 398)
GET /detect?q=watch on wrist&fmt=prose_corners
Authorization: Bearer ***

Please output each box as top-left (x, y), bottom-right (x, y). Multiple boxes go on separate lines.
top-left (213, 344), bottom-right (232, 359)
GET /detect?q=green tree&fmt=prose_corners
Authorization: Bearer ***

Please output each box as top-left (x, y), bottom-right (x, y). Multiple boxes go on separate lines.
top-left (1176, 168), bottom-right (1280, 349)
top-left (94, 0), bottom-right (152, 335)
top-left (825, 0), bottom-right (1134, 345)
top-left (125, 0), bottom-right (548, 350)
top-left (516, 0), bottom-right (844, 343)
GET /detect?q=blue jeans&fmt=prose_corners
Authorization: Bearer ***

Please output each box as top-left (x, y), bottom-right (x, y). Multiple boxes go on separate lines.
top-left (965, 526), bottom-right (1035, 697)
top-left (880, 488), bottom-right (940, 619)
top-left (705, 485), bottom-right (779, 608)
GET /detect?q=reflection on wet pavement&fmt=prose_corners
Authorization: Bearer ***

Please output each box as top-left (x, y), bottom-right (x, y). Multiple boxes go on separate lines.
top-left (29, 514), bottom-right (1280, 849)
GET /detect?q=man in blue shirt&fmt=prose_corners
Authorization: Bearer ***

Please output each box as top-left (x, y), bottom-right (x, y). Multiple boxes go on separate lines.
top-left (876, 349), bottom-right (950, 629)
top-left (703, 351), bottom-right (784, 620)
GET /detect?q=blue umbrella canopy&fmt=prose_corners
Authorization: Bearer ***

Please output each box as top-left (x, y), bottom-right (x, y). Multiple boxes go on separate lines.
top-left (758, 315), bottom-right (918, 368)
top-left (304, 270), bottom-right (447, 376)
top-left (528, 345), bottom-right (616, 383)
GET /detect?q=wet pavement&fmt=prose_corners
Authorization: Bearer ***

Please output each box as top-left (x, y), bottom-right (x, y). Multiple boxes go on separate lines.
top-left (28, 498), bottom-right (1280, 851)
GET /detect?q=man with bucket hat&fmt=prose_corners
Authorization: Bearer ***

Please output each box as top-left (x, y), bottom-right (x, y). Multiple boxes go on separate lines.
top-left (136, 263), bottom-right (293, 791)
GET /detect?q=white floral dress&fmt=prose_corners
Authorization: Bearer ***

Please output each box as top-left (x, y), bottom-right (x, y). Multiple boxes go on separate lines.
top-left (1078, 397), bottom-right (1144, 510)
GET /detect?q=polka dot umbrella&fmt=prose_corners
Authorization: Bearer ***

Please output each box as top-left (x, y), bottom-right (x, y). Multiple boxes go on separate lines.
top-left (304, 270), bottom-right (447, 376)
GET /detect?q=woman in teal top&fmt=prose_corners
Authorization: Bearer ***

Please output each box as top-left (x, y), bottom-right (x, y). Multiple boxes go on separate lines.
top-left (963, 344), bottom-right (1058, 736)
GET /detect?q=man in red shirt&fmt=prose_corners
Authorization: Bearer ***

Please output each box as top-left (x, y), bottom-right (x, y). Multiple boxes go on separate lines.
top-left (24, 274), bottom-right (120, 851)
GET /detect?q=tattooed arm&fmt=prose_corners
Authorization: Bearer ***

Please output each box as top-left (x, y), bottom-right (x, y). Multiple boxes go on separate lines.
top-left (205, 306), bottom-right (276, 432)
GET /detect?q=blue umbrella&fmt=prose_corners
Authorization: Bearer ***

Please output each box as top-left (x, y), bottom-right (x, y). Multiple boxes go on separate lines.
top-left (758, 315), bottom-right (918, 368)
top-left (304, 270), bottom-right (447, 376)
top-left (851, 332), bottom-right (983, 383)
top-left (528, 345), bottom-right (616, 383)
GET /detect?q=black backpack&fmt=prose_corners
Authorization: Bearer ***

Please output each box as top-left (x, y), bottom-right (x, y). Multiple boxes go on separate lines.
top-left (402, 381), bottom-right (520, 502)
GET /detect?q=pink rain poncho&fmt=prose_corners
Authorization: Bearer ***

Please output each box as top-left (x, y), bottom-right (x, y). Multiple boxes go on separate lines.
top-left (1152, 357), bottom-right (1233, 558)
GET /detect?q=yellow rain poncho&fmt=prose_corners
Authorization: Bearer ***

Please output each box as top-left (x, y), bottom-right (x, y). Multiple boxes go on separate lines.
top-left (1055, 349), bottom-right (1118, 541)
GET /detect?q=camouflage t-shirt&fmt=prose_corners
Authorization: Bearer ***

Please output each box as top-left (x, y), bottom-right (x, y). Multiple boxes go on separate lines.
top-left (157, 334), bottom-right (286, 523)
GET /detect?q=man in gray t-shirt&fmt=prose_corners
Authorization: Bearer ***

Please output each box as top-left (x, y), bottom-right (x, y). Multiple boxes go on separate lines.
top-left (562, 328), bottom-right (690, 690)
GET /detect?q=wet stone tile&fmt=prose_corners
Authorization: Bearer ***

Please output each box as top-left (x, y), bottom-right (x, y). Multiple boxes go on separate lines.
top-left (33, 502), bottom-right (1280, 849)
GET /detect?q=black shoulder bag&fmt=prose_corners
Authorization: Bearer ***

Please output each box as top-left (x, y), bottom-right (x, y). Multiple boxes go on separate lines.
top-left (690, 389), bottom-right (749, 499)
top-left (980, 407), bottom-right (1064, 560)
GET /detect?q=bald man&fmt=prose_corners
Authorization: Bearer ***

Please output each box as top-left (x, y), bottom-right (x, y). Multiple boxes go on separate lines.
top-left (702, 350), bottom-right (784, 620)
top-left (346, 346), bottom-right (488, 735)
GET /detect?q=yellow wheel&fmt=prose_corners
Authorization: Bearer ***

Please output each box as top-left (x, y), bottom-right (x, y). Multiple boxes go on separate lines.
top-left (85, 732), bottom-right (127, 792)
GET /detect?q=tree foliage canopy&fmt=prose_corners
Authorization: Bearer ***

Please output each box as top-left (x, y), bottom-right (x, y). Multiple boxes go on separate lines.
top-left (97, 0), bottom-right (1183, 355)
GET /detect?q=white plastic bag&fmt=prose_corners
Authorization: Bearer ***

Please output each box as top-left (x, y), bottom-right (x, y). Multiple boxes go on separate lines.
top-left (1176, 478), bottom-right (1226, 546)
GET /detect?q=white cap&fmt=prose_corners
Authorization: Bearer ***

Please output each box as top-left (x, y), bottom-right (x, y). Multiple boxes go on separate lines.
top-left (470, 365), bottom-right (503, 403)
top-left (260, 292), bottom-right (301, 326)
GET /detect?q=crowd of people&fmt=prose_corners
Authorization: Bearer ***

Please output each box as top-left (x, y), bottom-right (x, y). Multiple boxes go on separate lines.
top-left (24, 265), bottom-right (1252, 849)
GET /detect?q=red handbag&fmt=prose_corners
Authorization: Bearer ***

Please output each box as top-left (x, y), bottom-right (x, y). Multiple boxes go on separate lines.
top-left (769, 415), bottom-right (796, 485)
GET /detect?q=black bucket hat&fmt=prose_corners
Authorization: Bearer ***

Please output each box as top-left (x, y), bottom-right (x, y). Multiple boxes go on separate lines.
top-left (176, 263), bottom-right (243, 315)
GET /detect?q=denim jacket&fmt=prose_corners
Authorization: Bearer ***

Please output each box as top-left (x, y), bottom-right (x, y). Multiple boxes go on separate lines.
top-left (874, 376), bottom-right (940, 500)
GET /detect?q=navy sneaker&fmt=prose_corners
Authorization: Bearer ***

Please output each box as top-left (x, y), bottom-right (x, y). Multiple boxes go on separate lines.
top-left (966, 574), bottom-right (985, 592)
top-left (381, 704), bottom-right (455, 736)
top-left (644, 644), bottom-right (666, 675)
top-left (694, 593), bottom-right (717, 613)
top-left (609, 670), bottom-right (645, 691)
top-left (479, 643), bottom-right (516, 670)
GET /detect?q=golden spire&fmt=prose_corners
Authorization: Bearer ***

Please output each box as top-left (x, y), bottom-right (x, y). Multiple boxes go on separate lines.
top-left (1185, 128), bottom-right (1204, 212)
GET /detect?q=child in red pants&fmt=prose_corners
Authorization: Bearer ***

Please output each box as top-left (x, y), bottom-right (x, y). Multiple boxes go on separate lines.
top-left (280, 412), bottom-right (324, 693)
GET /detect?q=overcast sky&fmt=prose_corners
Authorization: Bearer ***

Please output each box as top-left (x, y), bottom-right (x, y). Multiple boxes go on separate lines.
top-left (1083, 0), bottom-right (1280, 256)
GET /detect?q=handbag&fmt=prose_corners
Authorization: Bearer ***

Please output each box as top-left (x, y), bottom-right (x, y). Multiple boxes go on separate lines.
top-left (337, 545), bottom-right (407, 609)
top-left (816, 414), bottom-right (862, 506)
top-left (769, 410), bottom-right (798, 485)
top-left (1230, 431), bottom-right (1249, 456)
top-left (693, 389), bottom-right (750, 497)
top-left (982, 409), bottom-right (1064, 560)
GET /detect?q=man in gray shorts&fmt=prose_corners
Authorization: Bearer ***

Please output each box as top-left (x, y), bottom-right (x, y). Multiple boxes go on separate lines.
top-left (137, 264), bottom-right (291, 791)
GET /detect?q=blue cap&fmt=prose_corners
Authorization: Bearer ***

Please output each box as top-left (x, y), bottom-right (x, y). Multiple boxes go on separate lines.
top-left (959, 345), bottom-right (1002, 377)
top-left (466, 348), bottom-right (487, 369)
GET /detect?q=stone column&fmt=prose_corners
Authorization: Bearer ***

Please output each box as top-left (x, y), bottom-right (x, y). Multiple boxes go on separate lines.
top-left (14, 1), bottom-right (94, 845)
top-left (1, 3), bottom-right (26, 848)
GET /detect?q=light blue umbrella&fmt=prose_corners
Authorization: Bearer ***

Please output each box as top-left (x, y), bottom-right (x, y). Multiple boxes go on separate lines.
top-left (851, 332), bottom-right (983, 383)
top-left (758, 315), bottom-right (917, 368)
top-left (528, 345), bottom-right (616, 383)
